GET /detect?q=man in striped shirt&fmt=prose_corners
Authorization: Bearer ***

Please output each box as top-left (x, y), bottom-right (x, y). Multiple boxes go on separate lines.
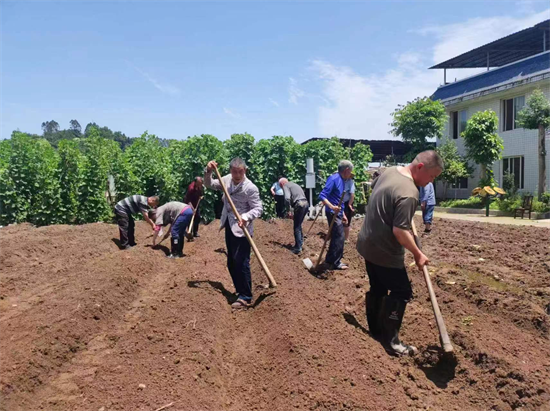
top-left (114, 195), bottom-right (159, 249)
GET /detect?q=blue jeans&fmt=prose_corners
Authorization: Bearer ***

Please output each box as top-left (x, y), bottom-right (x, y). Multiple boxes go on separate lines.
top-left (423, 205), bottom-right (435, 224)
top-left (325, 212), bottom-right (345, 267)
top-left (224, 221), bottom-right (252, 302)
top-left (293, 200), bottom-right (309, 250)
top-left (171, 207), bottom-right (194, 250)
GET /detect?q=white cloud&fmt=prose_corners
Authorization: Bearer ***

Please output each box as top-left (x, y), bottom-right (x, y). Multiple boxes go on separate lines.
top-left (223, 107), bottom-right (240, 118)
top-left (308, 10), bottom-right (549, 140)
top-left (288, 77), bottom-right (305, 105)
top-left (127, 62), bottom-right (180, 96)
top-left (269, 98), bottom-right (280, 107)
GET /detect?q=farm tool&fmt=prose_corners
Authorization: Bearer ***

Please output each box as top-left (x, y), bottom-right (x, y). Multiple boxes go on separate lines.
top-left (411, 220), bottom-right (454, 353)
top-left (213, 164), bottom-right (277, 288)
top-left (305, 202), bottom-right (324, 237)
top-left (302, 191), bottom-right (345, 272)
top-left (186, 197), bottom-right (203, 240)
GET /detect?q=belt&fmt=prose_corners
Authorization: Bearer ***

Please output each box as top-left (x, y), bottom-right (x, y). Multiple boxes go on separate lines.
top-left (294, 199), bottom-right (308, 207)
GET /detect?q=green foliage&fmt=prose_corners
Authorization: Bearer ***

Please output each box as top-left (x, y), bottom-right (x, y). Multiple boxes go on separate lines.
top-left (439, 197), bottom-right (484, 209)
top-left (496, 194), bottom-right (550, 214)
top-left (541, 192), bottom-right (550, 206)
top-left (390, 97), bottom-right (447, 155)
top-left (517, 89), bottom-right (550, 130)
top-left (349, 143), bottom-right (373, 206)
top-left (0, 130), bottom-right (376, 226)
top-left (461, 110), bottom-right (503, 178)
top-left (58, 139), bottom-right (84, 223)
top-left (436, 139), bottom-right (472, 187)
top-left (77, 129), bottom-right (117, 223)
top-left (502, 172), bottom-right (518, 196)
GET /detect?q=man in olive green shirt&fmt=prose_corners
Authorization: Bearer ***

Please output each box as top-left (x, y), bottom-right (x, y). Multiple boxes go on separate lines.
top-left (357, 150), bottom-right (443, 356)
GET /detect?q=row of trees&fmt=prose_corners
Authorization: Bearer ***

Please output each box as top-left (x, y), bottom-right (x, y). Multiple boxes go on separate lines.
top-left (391, 89), bottom-right (550, 200)
top-left (0, 130), bottom-right (373, 226)
top-left (38, 120), bottom-right (134, 149)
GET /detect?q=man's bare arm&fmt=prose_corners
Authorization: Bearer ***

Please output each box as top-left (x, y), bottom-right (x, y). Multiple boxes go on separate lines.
top-left (393, 226), bottom-right (429, 269)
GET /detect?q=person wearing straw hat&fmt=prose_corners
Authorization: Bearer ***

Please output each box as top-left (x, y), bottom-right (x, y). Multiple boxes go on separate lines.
top-left (204, 158), bottom-right (263, 309)
top-left (318, 160), bottom-right (353, 270)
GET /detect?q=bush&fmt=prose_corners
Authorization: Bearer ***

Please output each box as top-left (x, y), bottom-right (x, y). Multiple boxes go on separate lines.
top-left (439, 197), bottom-right (484, 209)
top-left (0, 132), bottom-right (375, 226)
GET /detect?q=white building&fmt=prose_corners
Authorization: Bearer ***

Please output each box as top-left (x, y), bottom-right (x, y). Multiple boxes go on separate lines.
top-left (431, 20), bottom-right (550, 199)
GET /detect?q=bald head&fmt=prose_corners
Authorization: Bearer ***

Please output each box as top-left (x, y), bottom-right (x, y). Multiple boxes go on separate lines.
top-left (409, 150), bottom-right (444, 187)
top-left (279, 177), bottom-right (289, 187)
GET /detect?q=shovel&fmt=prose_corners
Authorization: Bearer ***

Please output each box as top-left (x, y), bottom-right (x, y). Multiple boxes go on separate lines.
top-left (213, 164), bottom-right (277, 288)
top-left (411, 220), bottom-right (453, 353)
top-left (303, 191), bottom-right (346, 272)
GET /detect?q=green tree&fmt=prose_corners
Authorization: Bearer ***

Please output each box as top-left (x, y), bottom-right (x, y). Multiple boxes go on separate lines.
top-left (349, 142), bottom-right (374, 206)
top-left (517, 89), bottom-right (550, 200)
top-left (69, 119), bottom-right (82, 136)
top-left (57, 140), bottom-right (84, 223)
top-left (462, 110), bottom-right (503, 183)
top-left (41, 120), bottom-right (60, 135)
top-left (390, 97), bottom-right (447, 156)
top-left (435, 139), bottom-right (472, 198)
top-left (77, 128), bottom-right (115, 223)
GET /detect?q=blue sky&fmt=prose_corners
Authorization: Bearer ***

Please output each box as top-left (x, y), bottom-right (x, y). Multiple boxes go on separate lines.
top-left (1, 1), bottom-right (549, 142)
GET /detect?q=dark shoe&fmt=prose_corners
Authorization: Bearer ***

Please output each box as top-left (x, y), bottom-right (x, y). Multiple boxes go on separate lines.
top-left (366, 291), bottom-right (384, 338)
top-left (380, 296), bottom-right (418, 356)
top-left (193, 233), bottom-right (200, 238)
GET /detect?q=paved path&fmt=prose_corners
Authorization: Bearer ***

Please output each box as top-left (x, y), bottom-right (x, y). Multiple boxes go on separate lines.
top-left (418, 210), bottom-right (550, 228)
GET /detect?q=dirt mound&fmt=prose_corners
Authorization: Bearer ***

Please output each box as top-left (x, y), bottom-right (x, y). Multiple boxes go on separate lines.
top-left (1, 217), bottom-right (549, 410)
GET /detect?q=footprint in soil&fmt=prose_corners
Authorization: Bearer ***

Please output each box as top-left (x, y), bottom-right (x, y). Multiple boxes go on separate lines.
top-left (415, 345), bottom-right (458, 388)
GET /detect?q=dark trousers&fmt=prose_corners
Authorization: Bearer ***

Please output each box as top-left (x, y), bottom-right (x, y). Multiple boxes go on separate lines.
top-left (365, 261), bottom-right (413, 302)
top-left (192, 207), bottom-right (201, 235)
top-left (293, 201), bottom-right (309, 249)
top-left (325, 212), bottom-right (345, 267)
top-left (116, 210), bottom-right (135, 247)
top-left (275, 195), bottom-right (285, 218)
top-left (225, 221), bottom-right (252, 301)
top-left (171, 208), bottom-right (194, 252)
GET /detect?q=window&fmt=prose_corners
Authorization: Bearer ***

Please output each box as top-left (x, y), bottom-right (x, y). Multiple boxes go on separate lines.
top-left (452, 177), bottom-right (468, 189)
top-left (502, 156), bottom-right (524, 189)
top-left (459, 110), bottom-right (467, 134)
top-left (451, 111), bottom-right (458, 139)
top-left (502, 96), bottom-right (525, 131)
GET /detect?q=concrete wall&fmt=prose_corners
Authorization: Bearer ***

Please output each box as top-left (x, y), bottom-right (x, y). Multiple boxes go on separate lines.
top-left (436, 80), bottom-right (550, 199)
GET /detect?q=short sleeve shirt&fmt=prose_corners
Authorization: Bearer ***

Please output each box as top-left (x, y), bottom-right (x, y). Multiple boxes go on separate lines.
top-left (356, 167), bottom-right (419, 268)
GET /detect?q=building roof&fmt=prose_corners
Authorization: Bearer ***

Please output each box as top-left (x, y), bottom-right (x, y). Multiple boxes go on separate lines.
top-left (431, 52), bottom-right (550, 102)
top-left (300, 137), bottom-right (413, 161)
top-left (430, 20), bottom-right (550, 69)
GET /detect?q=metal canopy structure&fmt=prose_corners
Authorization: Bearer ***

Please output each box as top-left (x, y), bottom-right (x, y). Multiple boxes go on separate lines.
top-left (430, 20), bottom-right (550, 70)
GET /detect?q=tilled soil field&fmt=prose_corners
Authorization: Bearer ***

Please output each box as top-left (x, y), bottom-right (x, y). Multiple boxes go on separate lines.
top-left (1, 216), bottom-right (550, 411)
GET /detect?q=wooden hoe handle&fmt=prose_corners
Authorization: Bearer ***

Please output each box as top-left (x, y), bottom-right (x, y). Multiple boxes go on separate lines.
top-left (411, 220), bottom-right (453, 353)
top-left (187, 197), bottom-right (203, 235)
top-left (314, 191), bottom-right (346, 271)
top-left (213, 165), bottom-right (277, 288)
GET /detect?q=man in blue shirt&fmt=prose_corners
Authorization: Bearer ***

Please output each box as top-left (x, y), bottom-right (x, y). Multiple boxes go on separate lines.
top-left (318, 160), bottom-right (353, 270)
top-left (419, 182), bottom-right (436, 232)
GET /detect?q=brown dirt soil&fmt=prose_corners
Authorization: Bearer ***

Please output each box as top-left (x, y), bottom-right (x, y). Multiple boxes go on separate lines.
top-left (1, 216), bottom-right (550, 411)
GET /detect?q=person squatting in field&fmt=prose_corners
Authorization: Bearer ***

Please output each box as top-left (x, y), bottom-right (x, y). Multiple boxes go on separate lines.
top-left (204, 158), bottom-right (263, 310)
top-left (356, 150), bottom-right (444, 356)
top-left (150, 201), bottom-right (194, 259)
top-left (279, 177), bottom-right (309, 254)
top-left (185, 176), bottom-right (204, 238)
top-left (114, 195), bottom-right (159, 249)
top-left (318, 160), bottom-right (353, 270)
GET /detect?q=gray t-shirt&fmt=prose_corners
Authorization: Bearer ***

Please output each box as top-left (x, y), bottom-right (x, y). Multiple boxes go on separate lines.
top-left (356, 167), bottom-right (419, 269)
